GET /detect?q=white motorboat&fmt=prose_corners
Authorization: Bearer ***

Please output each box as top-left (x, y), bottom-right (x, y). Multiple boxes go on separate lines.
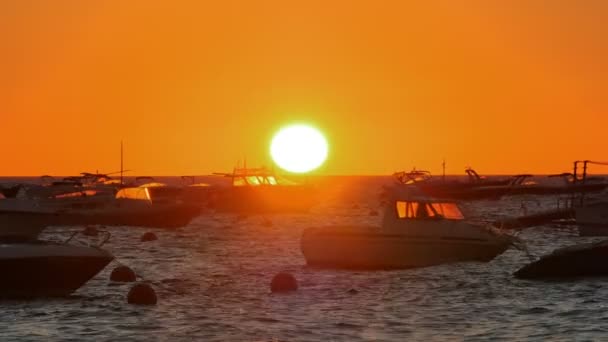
top-left (301, 188), bottom-right (514, 270)
top-left (0, 239), bottom-right (114, 297)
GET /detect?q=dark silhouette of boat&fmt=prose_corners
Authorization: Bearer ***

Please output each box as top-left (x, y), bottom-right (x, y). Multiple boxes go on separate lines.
top-left (494, 161), bottom-right (608, 234)
top-left (514, 240), bottom-right (608, 279)
top-left (394, 162), bottom-right (607, 201)
top-left (392, 168), bottom-right (521, 200)
top-left (0, 232), bottom-right (114, 298)
top-left (183, 166), bottom-right (318, 213)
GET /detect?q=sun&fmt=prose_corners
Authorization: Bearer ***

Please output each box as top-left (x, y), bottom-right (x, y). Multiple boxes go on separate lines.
top-left (270, 124), bottom-right (328, 173)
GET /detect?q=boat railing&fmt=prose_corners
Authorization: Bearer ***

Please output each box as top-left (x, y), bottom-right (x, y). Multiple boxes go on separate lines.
top-left (64, 227), bottom-right (111, 247)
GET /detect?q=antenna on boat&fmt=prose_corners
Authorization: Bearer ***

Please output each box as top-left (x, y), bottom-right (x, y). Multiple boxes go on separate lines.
top-left (442, 158), bottom-right (446, 183)
top-left (120, 140), bottom-right (124, 186)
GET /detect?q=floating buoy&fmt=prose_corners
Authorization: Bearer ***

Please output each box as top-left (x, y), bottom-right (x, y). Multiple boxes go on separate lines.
top-left (110, 265), bottom-right (136, 282)
top-left (270, 272), bottom-right (298, 293)
top-left (141, 232), bottom-right (158, 242)
top-left (347, 288), bottom-right (359, 295)
top-left (82, 226), bottom-right (98, 236)
top-left (261, 218), bottom-right (273, 227)
top-left (127, 283), bottom-right (157, 305)
top-left (352, 204), bottom-right (360, 209)
top-left (369, 209), bottom-right (379, 216)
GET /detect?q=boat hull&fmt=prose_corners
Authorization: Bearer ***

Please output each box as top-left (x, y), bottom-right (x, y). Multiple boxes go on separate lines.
top-left (0, 211), bottom-right (49, 240)
top-left (201, 187), bottom-right (317, 213)
top-left (576, 203), bottom-right (608, 236)
top-left (514, 241), bottom-right (608, 279)
top-left (0, 244), bottom-right (113, 297)
top-left (301, 226), bottom-right (511, 270)
top-left (0, 204), bottom-right (202, 229)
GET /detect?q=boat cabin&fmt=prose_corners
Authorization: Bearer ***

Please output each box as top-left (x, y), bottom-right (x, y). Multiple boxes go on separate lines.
top-left (215, 167), bottom-right (298, 187)
top-left (116, 187), bottom-right (152, 203)
top-left (394, 200), bottom-right (464, 220)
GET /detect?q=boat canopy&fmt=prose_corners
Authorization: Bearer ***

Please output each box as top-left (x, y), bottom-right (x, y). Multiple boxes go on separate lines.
top-left (234, 175), bottom-right (279, 186)
top-left (116, 187), bottom-right (152, 202)
top-left (396, 200), bottom-right (464, 220)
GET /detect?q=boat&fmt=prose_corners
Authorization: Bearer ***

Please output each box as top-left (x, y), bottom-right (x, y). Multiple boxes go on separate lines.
top-left (493, 161), bottom-right (608, 234)
top-left (301, 187), bottom-right (514, 269)
top-left (392, 168), bottom-right (526, 200)
top-left (0, 233), bottom-right (114, 298)
top-left (514, 240), bottom-right (608, 279)
top-left (184, 166), bottom-right (318, 213)
top-left (0, 185), bottom-right (202, 230)
top-left (576, 201), bottom-right (608, 236)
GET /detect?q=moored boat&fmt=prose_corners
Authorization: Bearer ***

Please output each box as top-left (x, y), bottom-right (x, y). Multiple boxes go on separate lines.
top-left (185, 166), bottom-right (317, 213)
top-left (0, 239), bottom-right (114, 297)
top-left (301, 187), bottom-right (514, 269)
top-left (576, 201), bottom-right (608, 236)
top-left (0, 185), bottom-right (202, 230)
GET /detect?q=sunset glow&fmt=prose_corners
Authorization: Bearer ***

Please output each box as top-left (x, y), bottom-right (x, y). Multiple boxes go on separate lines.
top-left (1, 2), bottom-right (607, 176)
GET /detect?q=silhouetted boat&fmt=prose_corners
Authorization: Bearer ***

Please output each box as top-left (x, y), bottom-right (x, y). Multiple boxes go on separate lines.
top-left (0, 235), bottom-right (113, 298)
top-left (514, 240), bottom-right (608, 279)
top-left (184, 166), bottom-right (317, 213)
top-left (0, 185), bottom-right (201, 231)
top-left (576, 201), bottom-right (608, 236)
top-left (392, 168), bottom-right (522, 200)
top-left (301, 187), bottom-right (514, 269)
top-left (493, 161), bottom-right (608, 233)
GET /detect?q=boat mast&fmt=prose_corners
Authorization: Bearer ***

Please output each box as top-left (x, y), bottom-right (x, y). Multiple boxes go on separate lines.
top-left (442, 158), bottom-right (446, 183)
top-left (120, 140), bottom-right (124, 186)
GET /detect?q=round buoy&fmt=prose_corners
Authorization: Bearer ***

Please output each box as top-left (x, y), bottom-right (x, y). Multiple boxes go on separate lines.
top-left (347, 288), bottom-right (359, 295)
top-left (82, 226), bottom-right (98, 236)
top-left (369, 209), bottom-right (379, 216)
top-left (270, 272), bottom-right (298, 293)
top-left (141, 232), bottom-right (158, 242)
top-left (261, 219), bottom-right (273, 227)
top-left (127, 283), bottom-right (157, 305)
top-left (110, 266), bottom-right (137, 282)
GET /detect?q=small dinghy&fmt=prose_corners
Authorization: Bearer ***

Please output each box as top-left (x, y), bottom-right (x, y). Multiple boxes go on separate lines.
top-left (514, 240), bottom-right (608, 279)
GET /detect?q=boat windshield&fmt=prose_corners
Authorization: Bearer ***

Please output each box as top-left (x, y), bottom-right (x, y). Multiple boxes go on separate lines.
top-left (396, 201), bottom-right (464, 220)
top-left (428, 202), bottom-right (465, 220)
top-left (233, 175), bottom-right (280, 186)
top-left (116, 187), bottom-right (152, 202)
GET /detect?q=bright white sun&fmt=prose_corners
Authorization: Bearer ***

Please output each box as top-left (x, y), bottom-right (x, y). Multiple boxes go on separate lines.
top-left (270, 124), bottom-right (328, 173)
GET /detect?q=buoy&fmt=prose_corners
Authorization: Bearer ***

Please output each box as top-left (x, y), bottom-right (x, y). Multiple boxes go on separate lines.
top-left (347, 288), bottom-right (359, 295)
top-left (270, 272), bottom-right (298, 293)
top-left (141, 232), bottom-right (158, 242)
top-left (261, 218), bottom-right (273, 227)
top-left (352, 204), bottom-right (360, 209)
top-left (127, 283), bottom-right (157, 305)
top-left (110, 265), bottom-right (137, 282)
top-left (369, 209), bottom-right (379, 216)
top-left (82, 226), bottom-right (98, 236)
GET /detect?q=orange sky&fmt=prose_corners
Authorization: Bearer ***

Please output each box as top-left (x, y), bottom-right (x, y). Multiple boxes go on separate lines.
top-left (1, 1), bottom-right (607, 176)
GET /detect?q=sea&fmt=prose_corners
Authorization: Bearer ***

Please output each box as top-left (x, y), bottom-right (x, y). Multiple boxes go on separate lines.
top-left (1, 175), bottom-right (607, 341)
